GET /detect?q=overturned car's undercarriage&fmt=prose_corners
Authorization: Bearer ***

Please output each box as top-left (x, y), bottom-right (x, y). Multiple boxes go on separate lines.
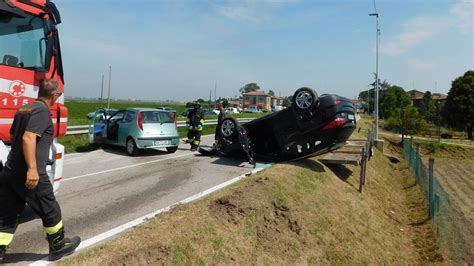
top-left (199, 87), bottom-right (357, 164)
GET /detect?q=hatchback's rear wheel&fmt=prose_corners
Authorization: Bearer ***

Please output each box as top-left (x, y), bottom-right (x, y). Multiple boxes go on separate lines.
top-left (166, 146), bottom-right (178, 153)
top-left (292, 87), bottom-right (318, 115)
top-left (126, 137), bottom-right (139, 156)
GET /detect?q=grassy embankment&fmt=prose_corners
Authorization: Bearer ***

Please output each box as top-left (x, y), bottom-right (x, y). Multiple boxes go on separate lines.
top-left (60, 116), bottom-right (443, 265)
top-left (61, 100), bottom-right (268, 153)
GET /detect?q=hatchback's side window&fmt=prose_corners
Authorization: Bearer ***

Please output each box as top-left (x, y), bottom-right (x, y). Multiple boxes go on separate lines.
top-left (123, 111), bottom-right (134, 123)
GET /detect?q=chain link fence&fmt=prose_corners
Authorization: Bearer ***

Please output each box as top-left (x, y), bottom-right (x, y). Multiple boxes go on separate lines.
top-left (403, 139), bottom-right (473, 263)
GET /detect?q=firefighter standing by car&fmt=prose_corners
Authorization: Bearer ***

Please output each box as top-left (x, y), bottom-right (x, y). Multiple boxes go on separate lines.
top-left (186, 102), bottom-right (205, 151)
top-left (214, 102), bottom-right (226, 145)
top-left (0, 79), bottom-right (80, 262)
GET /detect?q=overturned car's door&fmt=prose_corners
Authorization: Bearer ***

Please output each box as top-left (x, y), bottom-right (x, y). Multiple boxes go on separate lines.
top-left (88, 109), bottom-right (107, 144)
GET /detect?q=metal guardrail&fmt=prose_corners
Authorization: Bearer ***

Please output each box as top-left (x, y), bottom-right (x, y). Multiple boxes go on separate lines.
top-left (66, 118), bottom-right (256, 136)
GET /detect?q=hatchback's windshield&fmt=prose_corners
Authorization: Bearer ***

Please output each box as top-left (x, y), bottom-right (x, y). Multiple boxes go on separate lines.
top-left (0, 12), bottom-right (46, 70)
top-left (142, 111), bottom-right (174, 124)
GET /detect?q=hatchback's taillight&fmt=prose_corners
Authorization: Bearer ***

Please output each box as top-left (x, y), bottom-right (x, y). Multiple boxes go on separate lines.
top-left (137, 112), bottom-right (143, 131)
top-left (334, 99), bottom-right (341, 105)
top-left (169, 112), bottom-right (177, 126)
top-left (323, 117), bottom-right (346, 130)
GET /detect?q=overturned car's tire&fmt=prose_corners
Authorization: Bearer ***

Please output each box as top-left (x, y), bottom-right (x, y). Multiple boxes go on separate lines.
top-left (292, 87), bottom-right (318, 115)
top-left (220, 117), bottom-right (238, 139)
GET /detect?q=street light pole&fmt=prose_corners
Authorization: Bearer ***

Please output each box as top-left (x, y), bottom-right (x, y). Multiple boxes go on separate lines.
top-left (370, 6), bottom-right (380, 139)
top-left (107, 66), bottom-right (112, 109)
top-left (100, 74), bottom-right (104, 107)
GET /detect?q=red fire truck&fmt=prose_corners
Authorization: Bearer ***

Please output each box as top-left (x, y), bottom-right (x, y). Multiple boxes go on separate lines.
top-left (0, 0), bottom-right (66, 192)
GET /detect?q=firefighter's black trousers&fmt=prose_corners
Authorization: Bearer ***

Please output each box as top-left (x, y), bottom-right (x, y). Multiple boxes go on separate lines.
top-left (0, 168), bottom-right (62, 246)
top-left (187, 129), bottom-right (202, 148)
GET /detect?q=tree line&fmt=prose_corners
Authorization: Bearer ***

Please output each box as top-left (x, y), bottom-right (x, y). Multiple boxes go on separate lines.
top-left (359, 70), bottom-right (473, 140)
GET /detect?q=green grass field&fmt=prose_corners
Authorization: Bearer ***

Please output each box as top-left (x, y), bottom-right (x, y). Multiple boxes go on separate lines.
top-left (65, 100), bottom-right (268, 126)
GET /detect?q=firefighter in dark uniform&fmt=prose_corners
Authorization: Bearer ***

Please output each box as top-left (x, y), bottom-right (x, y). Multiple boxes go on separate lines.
top-left (0, 79), bottom-right (80, 262)
top-left (186, 102), bottom-right (205, 151)
top-left (214, 102), bottom-right (226, 144)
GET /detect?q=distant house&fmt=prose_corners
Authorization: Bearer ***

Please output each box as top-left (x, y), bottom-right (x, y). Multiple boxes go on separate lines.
top-left (407, 90), bottom-right (447, 107)
top-left (227, 99), bottom-right (242, 109)
top-left (242, 91), bottom-right (284, 111)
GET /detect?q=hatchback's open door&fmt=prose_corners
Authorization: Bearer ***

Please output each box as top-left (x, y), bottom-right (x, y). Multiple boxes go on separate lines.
top-left (88, 109), bottom-right (107, 144)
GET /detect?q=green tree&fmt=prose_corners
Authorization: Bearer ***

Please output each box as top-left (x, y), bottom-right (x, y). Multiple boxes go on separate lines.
top-left (379, 85), bottom-right (411, 119)
top-left (418, 91), bottom-right (436, 122)
top-left (442, 70), bottom-right (474, 139)
top-left (282, 96), bottom-right (292, 107)
top-left (268, 90), bottom-right (275, 96)
top-left (239, 83), bottom-right (260, 94)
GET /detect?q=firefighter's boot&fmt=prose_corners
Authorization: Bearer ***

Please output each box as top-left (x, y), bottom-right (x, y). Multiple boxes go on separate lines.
top-left (46, 228), bottom-right (81, 261)
top-left (0, 245), bottom-right (6, 263)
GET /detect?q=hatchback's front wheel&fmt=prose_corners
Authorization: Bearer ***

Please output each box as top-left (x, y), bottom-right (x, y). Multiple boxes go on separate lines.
top-left (126, 137), bottom-right (139, 156)
top-left (166, 146), bottom-right (178, 153)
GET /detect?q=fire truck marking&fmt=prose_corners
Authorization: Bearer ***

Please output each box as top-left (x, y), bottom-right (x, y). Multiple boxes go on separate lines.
top-left (8, 80), bottom-right (26, 97)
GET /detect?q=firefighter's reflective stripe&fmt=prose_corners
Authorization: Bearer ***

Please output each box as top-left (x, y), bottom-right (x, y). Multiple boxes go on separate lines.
top-left (195, 127), bottom-right (202, 131)
top-left (199, 119), bottom-right (205, 124)
top-left (43, 220), bottom-right (63, 235)
top-left (0, 232), bottom-right (13, 246)
top-left (193, 140), bottom-right (200, 145)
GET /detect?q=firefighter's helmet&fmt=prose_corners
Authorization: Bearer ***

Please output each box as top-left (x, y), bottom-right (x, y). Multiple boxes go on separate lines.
top-left (193, 102), bottom-right (201, 109)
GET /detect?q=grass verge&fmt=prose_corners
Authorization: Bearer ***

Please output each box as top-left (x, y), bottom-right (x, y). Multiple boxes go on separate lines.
top-left (60, 146), bottom-right (443, 265)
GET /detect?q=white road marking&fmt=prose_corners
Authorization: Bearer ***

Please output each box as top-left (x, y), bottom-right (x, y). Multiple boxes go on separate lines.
top-left (30, 163), bottom-right (271, 265)
top-left (62, 152), bottom-right (195, 182)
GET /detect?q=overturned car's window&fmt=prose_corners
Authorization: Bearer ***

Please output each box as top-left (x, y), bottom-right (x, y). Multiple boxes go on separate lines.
top-left (142, 111), bottom-right (174, 124)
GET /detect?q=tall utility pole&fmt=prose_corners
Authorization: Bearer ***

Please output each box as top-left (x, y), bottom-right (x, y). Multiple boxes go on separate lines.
top-left (369, 0), bottom-right (380, 139)
top-left (214, 82), bottom-right (217, 102)
top-left (367, 85), bottom-right (370, 115)
top-left (107, 66), bottom-right (112, 109)
top-left (100, 75), bottom-right (104, 106)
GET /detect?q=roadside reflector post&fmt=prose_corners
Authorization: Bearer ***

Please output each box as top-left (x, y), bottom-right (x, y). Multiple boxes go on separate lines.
top-left (428, 158), bottom-right (435, 219)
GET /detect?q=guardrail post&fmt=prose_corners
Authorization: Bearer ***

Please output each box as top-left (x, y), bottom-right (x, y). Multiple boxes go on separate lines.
top-left (428, 158), bottom-right (435, 219)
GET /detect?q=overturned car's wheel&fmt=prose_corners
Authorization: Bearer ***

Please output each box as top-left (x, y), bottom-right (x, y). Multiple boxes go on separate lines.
top-left (220, 117), bottom-right (238, 139)
top-left (292, 87), bottom-right (318, 115)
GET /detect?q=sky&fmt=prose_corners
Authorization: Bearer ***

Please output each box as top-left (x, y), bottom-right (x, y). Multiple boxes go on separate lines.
top-left (55, 0), bottom-right (473, 102)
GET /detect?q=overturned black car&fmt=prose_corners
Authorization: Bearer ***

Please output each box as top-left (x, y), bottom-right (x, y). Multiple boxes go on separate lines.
top-left (200, 87), bottom-right (357, 163)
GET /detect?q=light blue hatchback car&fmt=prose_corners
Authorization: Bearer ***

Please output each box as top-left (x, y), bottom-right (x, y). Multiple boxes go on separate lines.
top-left (88, 108), bottom-right (180, 156)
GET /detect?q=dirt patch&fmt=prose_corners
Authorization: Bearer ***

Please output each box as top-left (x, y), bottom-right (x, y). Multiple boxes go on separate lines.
top-left (114, 243), bottom-right (171, 265)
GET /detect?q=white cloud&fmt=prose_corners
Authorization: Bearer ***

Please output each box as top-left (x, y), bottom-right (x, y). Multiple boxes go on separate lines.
top-left (381, 0), bottom-right (470, 56)
top-left (406, 58), bottom-right (436, 71)
top-left (214, 0), bottom-right (295, 23)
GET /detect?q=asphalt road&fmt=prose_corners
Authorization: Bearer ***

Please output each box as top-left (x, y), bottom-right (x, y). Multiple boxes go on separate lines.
top-left (3, 135), bottom-right (258, 264)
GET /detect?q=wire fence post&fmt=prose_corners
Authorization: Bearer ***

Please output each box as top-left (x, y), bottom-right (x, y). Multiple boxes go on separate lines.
top-left (415, 145), bottom-right (421, 183)
top-left (428, 158), bottom-right (435, 219)
top-left (359, 147), bottom-right (365, 193)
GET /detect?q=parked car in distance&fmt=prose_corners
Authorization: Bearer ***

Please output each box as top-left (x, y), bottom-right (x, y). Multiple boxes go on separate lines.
top-left (87, 108), bottom-right (118, 119)
top-left (225, 107), bottom-right (240, 114)
top-left (182, 108), bottom-right (217, 117)
top-left (272, 105), bottom-right (284, 112)
top-left (243, 106), bottom-right (261, 113)
top-left (88, 108), bottom-right (179, 156)
top-left (156, 106), bottom-right (173, 111)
